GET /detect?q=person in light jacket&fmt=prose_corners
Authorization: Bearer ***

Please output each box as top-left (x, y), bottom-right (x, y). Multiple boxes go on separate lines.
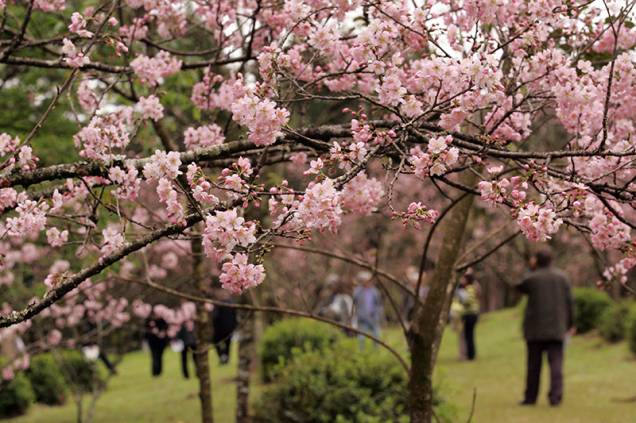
top-left (353, 271), bottom-right (383, 350)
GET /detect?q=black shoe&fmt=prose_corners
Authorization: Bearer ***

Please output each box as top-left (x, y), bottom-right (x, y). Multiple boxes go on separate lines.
top-left (519, 400), bottom-right (535, 406)
top-left (549, 401), bottom-right (561, 407)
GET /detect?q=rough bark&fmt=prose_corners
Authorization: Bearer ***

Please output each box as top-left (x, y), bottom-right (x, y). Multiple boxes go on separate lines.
top-left (192, 234), bottom-right (214, 423)
top-left (407, 173), bottom-right (477, 423)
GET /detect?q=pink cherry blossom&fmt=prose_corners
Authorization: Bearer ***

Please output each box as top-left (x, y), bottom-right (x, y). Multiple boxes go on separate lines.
top-left (34, 0), bottom-right (65, 12)
top-left (202, 208), bottom-right (257, 259)
top-left (74, 108), bottom-right (132, 160)
top-left (296, 178), bottom-right (342, 232)
top-left (143, 150), bottom-right (182, 180)
top-left (101, 225), bottom-right (125, 257)
top-left (69, 12), bottom-right (93, 38)
top-left (341, 173), bottom-right (384, 215)
top-left (62, 38), bottom-right (89, 68)
top-left (130, 51), bottom-right (182, 86)
top-left (46, 227), bottom-right (69, 247)
top-left (219, 253), bottom-right (265, 294)
top-left (183, 124), bottom-right (225, 149)
top-left (77, 80), bottom-right (99, 112)
top-left (136, 95), bottom-right (164, 121)
top-left (231, 93), bottom-right (289, 146)
top-left (516, 203), bottom-right (563, 242)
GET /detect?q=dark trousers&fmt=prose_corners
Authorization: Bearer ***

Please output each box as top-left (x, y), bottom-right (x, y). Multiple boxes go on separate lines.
top-left (99, 352), bottom-right (116, 374)
top-left (181, 346), bottom-right (194, 378)
top-left (150, 345), bottom-right (165, 376)
top-left (462, 314), bottom-right (478, 360)
top-left (524, 340), bottom-right (564, 405)
top-left (214, 339), bottom-right (231, 363)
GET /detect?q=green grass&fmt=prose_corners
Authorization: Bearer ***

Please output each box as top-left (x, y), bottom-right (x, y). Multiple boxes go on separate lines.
top-left (12, 307), bottom-right (636, 422)
top-left (435, 306), bottom-right (636, 423)
top-left (12, 346), bottom-right (240, 423)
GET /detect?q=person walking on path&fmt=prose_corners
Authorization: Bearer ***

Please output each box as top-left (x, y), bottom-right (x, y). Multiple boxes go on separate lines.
top-left (323, 279), bottom-right (353, 326)
top-left (353, 271), bottom-right (383, 350)
top-left (449, 293), bottom-right (467, 360)
top-left (144, 315), bottom-right (169, 377)
top-left (176, 322), bottom-right (196, 378)
top-left (517, 249), bottom-right (575, 407)
top-left (211, 291), bottom-right (238, 365)
top-left (458, 271), bottom-right (481, 361)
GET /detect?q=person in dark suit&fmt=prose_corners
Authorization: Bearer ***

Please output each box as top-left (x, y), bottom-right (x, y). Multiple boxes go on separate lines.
top-left (517, 249), bottom-right (575, 406)
top-left (144, 316), bottom-right (168, 377)
top-left (176, 322), bottom-right (196, 379)
top-left (212, 298), bottom-right (237, 365)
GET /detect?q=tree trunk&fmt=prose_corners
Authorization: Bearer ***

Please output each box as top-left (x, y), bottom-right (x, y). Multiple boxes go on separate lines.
top-left (236, 298), bottom-right (255, 423)
top-left (192, 235), bottom-right (214, 423)
top-left (407, 174), bottom-right (476, 423)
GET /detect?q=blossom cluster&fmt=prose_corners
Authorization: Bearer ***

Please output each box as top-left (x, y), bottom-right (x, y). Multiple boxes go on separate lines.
top-left (393, 202), bottom-right (439, 230)
top-left (143, 150), bottom-right (182, 180)
top-left (341, 173), bottom-right (384, 216)
top-left (219, 253), bottom-right (265, 294)
top-left (409, 135), bottom-right (459, 177)
top-left (156, 178), bottom-right (185, 224)
top-left (202, 208), bottom-right (257, 260)
top-left (62, 38), bottom-right (89, 68)
top-left (230, 93), bottom-right (290, 146)
top-left (136, 95), bottom-right (164, 121)
top-left (73, 109), bottom-right (132, 160)
top-left (516, 202), bottom-right (563, 242)
top-left (478, 176), bottom-right (528, 206)
top-left (130, 51), bottom-right (182, 86)
top-left (183, 124), bottom-right (225, 149)
top-left (295, 178), bottom-right (342, 232)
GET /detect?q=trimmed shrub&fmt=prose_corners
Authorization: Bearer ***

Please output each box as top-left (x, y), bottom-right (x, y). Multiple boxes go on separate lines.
top-left (254, 342), bottom-right (454, 423)
top-left (0, 373), bottom-right (35, 418)
top-left (573, 288), bottom-right (612, 333)
top-left (260, 318), bottom-right (342, 382)
top-left (598, 302), bottom-right (632, 343)
top-left (58, 350), bottom-right (107, 394)
top-left (26, 354), bottom-right (67, 405)
top-left (626, 306), bottom-right (636, 355)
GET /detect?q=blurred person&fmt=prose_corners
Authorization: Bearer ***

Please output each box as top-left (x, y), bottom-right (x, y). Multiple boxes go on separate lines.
top-left (212, 290), bottom-right (237, 365)
top-left (457, 271), bottom-right (481, 360)
top-left (176, 322), bottom-right (196, 379)
top-left (517, 249), bottom-right (574, 407)
top-left (318, 273), bottom-right (340, 317)
top-left (144, 314), bottom-right (169, 377)
top-left (449, 292), bottom-right (467, 360)
top-left (403, 266), bottom-right (430, 322)
top-left (80, 319), bottom-right (117, 375)
top-left (326, 280), bottom-right (354, 334)
top-left (353, 271), bottom-right (383, 350)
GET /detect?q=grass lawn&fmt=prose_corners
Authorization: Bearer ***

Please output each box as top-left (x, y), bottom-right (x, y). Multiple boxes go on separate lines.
top-left (11, 306), bottom-right (636, 422)
top-left (12, 345), bottom-right (241, 423)
top-left (435, 306), bottom-right (636, 423)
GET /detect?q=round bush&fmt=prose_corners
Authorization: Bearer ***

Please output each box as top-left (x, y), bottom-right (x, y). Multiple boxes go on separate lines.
top-left (254, 342), bottom-right (454, 423)
top-left (573, 288), bottom-right (612, 334)
top-left (626, 306), bottom-right (636, 355)
top-left (58, 350), bottom-right (107, 394)
top-left (598, 302), bottom-right (632, 343)
top-left (26, 354), bottom-right (67, 405)
top-left (260, 318), bottom-right (342, 382)
top-left (0, 373), bottom-right (35, 418)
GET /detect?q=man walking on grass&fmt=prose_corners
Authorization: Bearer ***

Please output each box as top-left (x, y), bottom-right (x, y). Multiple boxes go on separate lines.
top-left (517, 249), bottom-right (575, 407)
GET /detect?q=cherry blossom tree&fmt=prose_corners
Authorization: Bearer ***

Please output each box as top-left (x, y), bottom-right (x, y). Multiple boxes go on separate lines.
top-left (1, 1), bottom-right (636, 422)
